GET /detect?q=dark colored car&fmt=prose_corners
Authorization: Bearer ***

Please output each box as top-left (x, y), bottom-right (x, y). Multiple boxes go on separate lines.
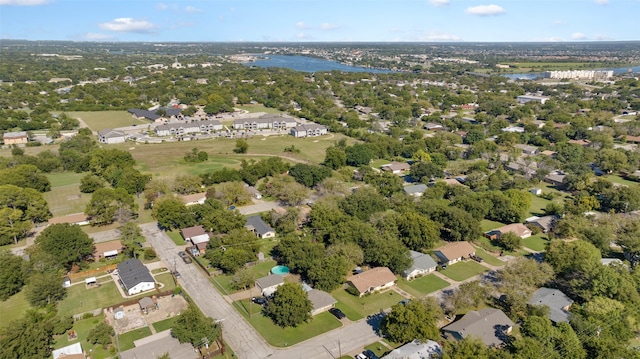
top-left (172, 271), bottom-right (181, 278)
top-left (470, 254), bottom-right (483, 263)
top-left (363, 349), bottom-right (380, 359)
top-left (178, 251), bottom-right (192, 264)
top-left (329, 307), bottom-right (346, 320)
top-left (251, 297), bottom-right (267, 306)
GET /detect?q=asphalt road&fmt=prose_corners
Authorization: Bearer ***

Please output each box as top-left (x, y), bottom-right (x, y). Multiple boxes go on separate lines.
top-left (140, 222), bottom-right (384, 359)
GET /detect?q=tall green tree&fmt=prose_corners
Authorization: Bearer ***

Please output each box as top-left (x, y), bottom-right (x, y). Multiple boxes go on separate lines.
top-left (0, 250), bottom-right (26, 301)
top-left (35, 223), bottom-right (94, 269)
top-left (265, 283), bottom-right (312, 327)
top-left (172, 305), bottom-right (221, 348)
top-left (382, 298), bottom-right (443, 344)
top-left (86, 188), bottom-right (138, 225)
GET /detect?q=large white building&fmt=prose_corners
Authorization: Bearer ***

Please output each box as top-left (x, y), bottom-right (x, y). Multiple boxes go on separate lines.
top-left (233, 114), bottom-right (297, 131)
top-left (517, 95), bottom-right (550, 105)
top-left (154, 119), bottom-right (222, 137)
top-left (547, 70), bottom-right (613, 80)
top-left (290, 123), bottom-right (328, 138)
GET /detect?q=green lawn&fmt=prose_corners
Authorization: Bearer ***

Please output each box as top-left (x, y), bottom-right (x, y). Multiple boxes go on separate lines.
top-left (396, 274), bottom-right (450, 298)
top-left (43, 183), bottom-right (91, 216)
top-left (331, 288), bottom-right (404, 320)
top-left (606, 174), bottom-right (639, 188)
top-left (47, 172), bottom-right (87, 187)
top-left (52, 314), bottom-right (112, 359)
top-left (210, 259), bottom-right (277, 295)
top-left (236, 104), bottom-right (285, 114)
top-left (370, 159), bottom-right (392, 169)
top-left (0, 291), bottom-right (32, 327)
top-left (440, 261), bottom-right (488, 282)
top-left (68, 111), bottom-right (148, 132)
top-left (475, 236), bottom-right (527, 257)
top-left (522, 234), bottom-right (550, 252)
top-left (527, 192), bottom-right (551, 217)
top-left (233, 299), bottom-right (341, 347)
top-left (152, 316), bottom-right (179, 333)
top-left (365, 342), bottom-right (391, 358)
top-left (480, 220), bottom-right (506, 232)
top-left (473, 247), bottom-right (505, 266)
top-left (154, 273), bottom-right (177, 293)
top-left (118, 326), bottom-right (153, 351)
top-left (167, 230), bottom-right (186, 246)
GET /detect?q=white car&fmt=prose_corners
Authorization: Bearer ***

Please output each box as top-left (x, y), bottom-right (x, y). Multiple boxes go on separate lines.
top-left (355, 354), bottom-right (367, 359)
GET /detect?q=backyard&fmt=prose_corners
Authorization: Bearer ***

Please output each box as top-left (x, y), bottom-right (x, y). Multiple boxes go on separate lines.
top-left (331, 288), bottom-right (405, 321)
top-left (118, 326), bottom-right (153, 351)
top-left (396, 274), bottom-right (450, 298)
top-left (233, 299), bottom-right (341, 347)
top-left (52, 314), bottom-right (113, 359)
top-left (522, 234), bottom-right (550, 252)
top-left (0, 291), bottom-right (31, 328)
top-left (439, 261), bottom-right (488, 282)
top-left (210, 259), bottom-right (277, 295)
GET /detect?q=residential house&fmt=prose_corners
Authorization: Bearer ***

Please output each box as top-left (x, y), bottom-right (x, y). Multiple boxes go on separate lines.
top-left (501, 126), bottom-right (525, 133)
top-left (517, 95), bottom-right (549, 105)
top-left (485, 223), bottom-right (532, 240)
top-left (245, 216), bottom-right (276, 238)
top-left (255, 274), bottom-right (284, 297)
top-left (424, 122), bottom-right (444, 131)
top-left (437, 178), bottom-right (467, 187)
top-left (117, 259), bottom-right (155, 296)
top-left (384, 340), bottom-right (442, 359)
top-left (180, 225), bottom-right (210, 245)
top-left (128, 107), bottom-right (181, 121)
top-left (3, 131), bottom-right (28, 145)
top-left (568, 139), bottom-right (590, 147)
top-left (290, 123), bottom-right (328, 138)
top-left (98, 129), bottom-right (126, 144)
top-left (403, 183), bottom-right (428, 197)
top-left (346, 267), bottom-right (396, 297)
top-left (93, 240), bottom-right (124, 260)
top-left (544, 171), bottom-right (567, 187)
top-left (525, 215), bottom-right (558, 233)
top-left (442, 308), bottom-right (514, 347)
top-left (52, 342), bottom-right (85, 359)
top-left (119, 330), bottom-right (198, 359)
top-left (381, 161), bottom-right (411, 175)
top-left (48, 213), bottom-right (90, 226)
top-left (179, 192), bottom-right (207, 206)
top-left (433, 241), bottom-right (476, 265)
top-left (515, 144), bottom-right (539, 155)
top-left (625, 135), bottom-right (640, 144)
top-left (306, 288), bottom-right (337, 316)
top-left (403, 251), bottom-right (438, 280)
top-left (527, 287), bottom-right (573, 323)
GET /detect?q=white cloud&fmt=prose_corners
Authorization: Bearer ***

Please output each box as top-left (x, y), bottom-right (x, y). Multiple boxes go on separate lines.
top-left (422, 31), bottom-right (461, 41)
top-left (80, 32), bottom-right (113, 41)
top-left (0, 0), bottom-right (50, 5)
top-left (594, 34), bottom-right (613, 40)
top-left (429, 0), bottom-right (450, 6)
top-left (466, 4), bottom-right (506, 16)
top-left (99, 18), bottom-right (157, 33)
top-left (320, 22), bottom-right (339, 30)
top-left (156, 2), bottom-right (169, 10)
top-left (571, 32), bottom-right (587, 40)
top-left (184, 5), bottom-right (202, 13)
top-left (594, 0), bottom-right (609, 4)
top-left (295, 21), bottom-right (309, 29)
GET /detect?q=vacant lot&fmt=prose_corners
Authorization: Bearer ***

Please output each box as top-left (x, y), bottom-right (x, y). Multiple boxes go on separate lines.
top-left (440, 261), bottom-right (488, 282)
top-left (331, 288), bottom-right (404, 320)
top-left (43, 183), bottom-right (91, 217)
top-left (233, 299), bottom-right (341, 347)
top-left (68, 111), bottom-right (148, 132)
top-left (396, 274), bottom-right (450, 298)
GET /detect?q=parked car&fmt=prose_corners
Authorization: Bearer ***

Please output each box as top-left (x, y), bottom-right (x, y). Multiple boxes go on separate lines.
top-left (355, 353), bottom-right (367, 359)
top-left (172, 271), bottom-right (181, 278)
top-left (329, 307), bottom-right (346, 320)
top-left (470, 255), bottom-right (483, 263)
top-left (364, 350), bottom-right (380, 359)
top-left (178, 251), bottom-right (192, 264)
top-left (399, 299), bottom-right (410, 306)
top-left (251, 296), bottom-right (267, 306)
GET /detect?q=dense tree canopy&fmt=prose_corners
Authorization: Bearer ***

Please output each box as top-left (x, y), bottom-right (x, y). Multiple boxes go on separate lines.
top-left (35, 223), bottom-right (94, 269)
top-left (265, 283), bottom-right (312, 327)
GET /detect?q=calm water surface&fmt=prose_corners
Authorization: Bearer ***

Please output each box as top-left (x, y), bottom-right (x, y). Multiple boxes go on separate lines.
top-left (243, 55), bottom-right (392, 73)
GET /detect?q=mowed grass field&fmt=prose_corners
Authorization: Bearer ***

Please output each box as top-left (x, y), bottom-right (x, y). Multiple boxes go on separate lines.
top-left (44, 173), bottom-right (91, 217)
top-left (236, 105), bottom-right (285, 114)
top-left (0, 291), bottom-right (31, 328)
top-left (67, 111), bottom-right (148, 132)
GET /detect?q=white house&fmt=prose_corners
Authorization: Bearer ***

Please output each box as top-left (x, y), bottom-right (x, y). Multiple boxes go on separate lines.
top-left (255, 274), bottom-right (284, 297)
top-left (98, 129), bottom-right (126, 144)
top-left (117, 259), bottom-right (155, 296)
top-left (245, 216), bottom-right (276, 238)
top-left (403, 251), bottom-right (438, 280)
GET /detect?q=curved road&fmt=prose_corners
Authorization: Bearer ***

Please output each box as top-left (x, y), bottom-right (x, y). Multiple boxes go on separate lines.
top-left (141, 222), bottom-right (383, 359)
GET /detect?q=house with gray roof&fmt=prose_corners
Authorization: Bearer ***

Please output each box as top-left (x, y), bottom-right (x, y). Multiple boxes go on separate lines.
top-left (442, 308), bottom-right (514, 347)
top-left (290, 123), bottom-right (328, 138)
top-left (403, 183), bottom-right (428, 197)
top-left (384, 340), bottom-right (442, 359)
top-left (306, 289), bottom-right (337, 316)
top-left (403, 251), bottom-right (438, 280)
top-left (98, 129), bottom-right (126, 144)
top-left (255, 274), bottom-right (284, 297)
top-left (117, 259), bottom-right (155, 296)
top-left (245, 216), bottom-right (275, 238)
top-left (525, 215), bottom-right (558, 233)
top-left (527, 287), bottom-right (573, 323)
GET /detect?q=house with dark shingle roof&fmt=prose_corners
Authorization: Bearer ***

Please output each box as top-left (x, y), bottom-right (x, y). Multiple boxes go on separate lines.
top-left (117, 259), bottom-right (155, 296)
top-left (245, 216), bottom-right (275, 238)
top-left (442, 308), bottom-right (514, 347)
top-left (527, 287), bottom-right (573, 323)
top-left (403, 251), bottom-right (438, 280)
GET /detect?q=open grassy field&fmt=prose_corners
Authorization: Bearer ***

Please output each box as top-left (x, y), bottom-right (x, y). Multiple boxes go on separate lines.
top-left (233, 299), bottom-right (341, 347)
top-left (47, 172), bottom-right (87, 187)
top-left (0, 291), bottom-right (31, 327)
top-left (606, 174), bottom-right (640, 188)
top-left (331, 288), bottom-right (404, 320)
top-left (235, 105), bottom-right (285, 114)
top-left (522, 234), bottom-right (550, 252)
top-left (440, 261), bottom-right (488, 282)
top-left (52, 314), bottom-right (112, 359)
top-left (67, 111), bottom-right (148, 132)
top-left (396, 274), bottom-right (450, 298)
top-left (476, 62), bottom-right (622, 74)
top-left (475, 236), bottom-right (527, 257)
top-left (43, 183), bottom-right (91, 217)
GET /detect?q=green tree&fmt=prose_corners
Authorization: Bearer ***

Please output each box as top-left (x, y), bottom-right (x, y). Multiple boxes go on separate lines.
top-left (152, 197), bottom-right (194, 230)
top-left (233, 139), bottom-right (249, 154)
top-left (0, 164), bottom-right (51, 192)
top-left (0, 250), bottom-right (26, 301)
top-left (496, 232), bottom-right (522, 251)
top-left (288, 163), bottom-right (332, 188)
top-left (265, 283), bottom-right (312, 327)
top-left (230, 267), bottom-right (255, 291)
top-left (87, 322), bottom-right (114, 349)
top-left (36, 223), bottom-right (93, 269)
top-left (345, 143), bottom-right (374, 166)
top-left (0, 310), bottom-right (59, 359)
top-left (410, 161), bottom-right (444, 182)
top-left (365, 172), bottom-right (404, 197)
top-left (172, 174), bottom-right (203, 195)
top-left (119, 222), bottom-right (143, 259)
top-left (172, 305), bottom-right (221, 348)
top-left (85, 188), bottom-right (137, 225)
top-left (306, 254), bottom-right (349, 292)
top-left (323, 146), bottom-right (346, 169)
top-left (340, 187), bottom-right (389, 221)
top-left (382, 297), bottom-right (442, 343)
top-left (397, 212), bottom-right (440, 251)
top-left (79, 174), bottom-right (105, 193)
top-left (24, 271), bottom-right (66, 307)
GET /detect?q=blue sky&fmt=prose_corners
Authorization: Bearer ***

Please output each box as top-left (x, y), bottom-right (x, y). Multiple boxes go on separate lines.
top-left (1, 0), bottom-right (638, 42)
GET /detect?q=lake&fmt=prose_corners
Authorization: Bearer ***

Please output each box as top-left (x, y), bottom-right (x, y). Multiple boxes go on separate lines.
top-left (242, 55), bottom-right (392, 73)
top-left (503, 65), bottom-right (640, 80)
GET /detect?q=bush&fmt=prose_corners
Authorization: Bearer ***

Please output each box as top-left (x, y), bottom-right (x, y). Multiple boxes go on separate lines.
top-left (144, 248), bottom-right (157, 260)
top-left (87, 322), bottom-right (114, 348)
